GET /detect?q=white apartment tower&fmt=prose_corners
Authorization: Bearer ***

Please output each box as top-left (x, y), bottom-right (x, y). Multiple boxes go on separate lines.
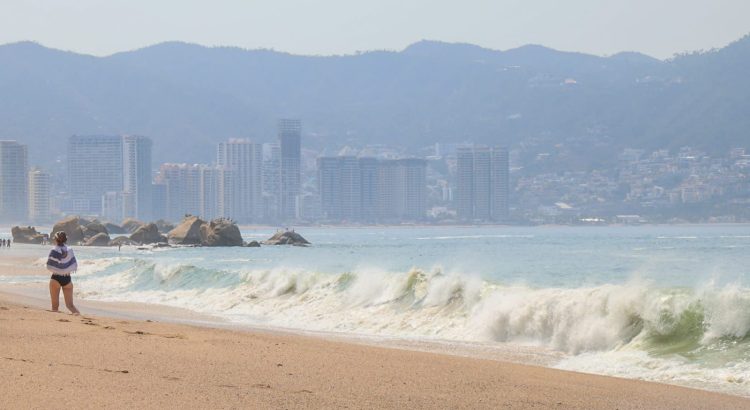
top-left (278, 119), bottom-right (301, 220)
top-left (122, 135), bottom-right (153, 220)
top-left (217, 139), bottom-right (262, 222)
top-left (28, 167), bottom-right (51, 223)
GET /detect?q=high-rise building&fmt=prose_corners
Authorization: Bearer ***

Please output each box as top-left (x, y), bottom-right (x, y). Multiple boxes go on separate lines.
top-left (339, 156), bottom-right (361, 221)
top-left (317, 156), bottom-right (341, 220)
top-left (217, 139), bottom-right (262, 222)
top-left (491, 147), bottom-right (510, 220)
top-left (473, 147), bottom-right (492, 220)
top-left (0, 140), bottom-right (29, 222)
top-left (454, 146), bottom-right (509, 221)
top-left (278, 119), bottom-right (301, 220)
top-left (158, 163), bottom-right (202, 221)
top-left (199, 166), bottom-right (219, 220)
top-left (376, 160), bottom-right (400, 221)
top-left (262, 143), bottom-right (281, 220)
top-left (400, 159), bottom-right (427, 220)
top-left (317, 155), bottom-right (426, 223)
top-left (122, 135), bottom-right (153, 220)
top-left (455, 147), bottom-right (475, 220)
top-left (28, 167), bottom-right (51, 223)
top-left (28, 168), bottom-right (51, 222)
top-left (101, 191), bottom-right (127, 223)
top-left (359, 157), bottom-right (379, 223)
top-left (68, 135), bottom-right (123, 215)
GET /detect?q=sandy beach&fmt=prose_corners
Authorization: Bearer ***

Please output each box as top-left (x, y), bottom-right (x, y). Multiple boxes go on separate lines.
top-left (1, 286), bottom-right (748, 408)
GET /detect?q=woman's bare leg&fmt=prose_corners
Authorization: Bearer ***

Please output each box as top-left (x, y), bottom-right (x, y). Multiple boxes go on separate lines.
top-left (62, 284), bottom-right (80, 315)
top-left (49, 280), bottom-right (61, 312)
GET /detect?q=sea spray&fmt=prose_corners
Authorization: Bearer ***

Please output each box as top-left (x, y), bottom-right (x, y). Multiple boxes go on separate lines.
top-left (65, 232), bottom-right (750, 397)
top-left (77, 259), bottom-right (750, 351)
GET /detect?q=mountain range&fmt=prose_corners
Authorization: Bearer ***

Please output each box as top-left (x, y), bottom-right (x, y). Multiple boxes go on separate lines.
top-left (0, 35), bottom-right (749, 166)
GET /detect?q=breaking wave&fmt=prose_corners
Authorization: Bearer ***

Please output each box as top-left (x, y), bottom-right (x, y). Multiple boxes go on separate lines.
top-left (76, 258), bottom-right (750, 395)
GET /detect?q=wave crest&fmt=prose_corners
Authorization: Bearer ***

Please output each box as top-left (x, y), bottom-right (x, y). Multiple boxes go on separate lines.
top-left (78, 259), bottom-right (750, 357)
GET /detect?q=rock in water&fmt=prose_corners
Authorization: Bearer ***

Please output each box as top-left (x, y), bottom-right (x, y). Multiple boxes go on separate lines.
top-left (168, 216), bottom-right (205, 245)
top-left (121, 218), bottom-right (144, 233)
top-left (244, 240), bottom-right (261, 247)
top-left (11, 226), bottom-right (46, 244)
top-left (84, 232), bottom-right (111, 246)
top-left (130, 223), bottom-right (167, 245)
top-left (82, 222), bottom-right (109, 239)
top-left (51, 216), bottom-right (90, 244)
top-left (201, 218), bottom-right (243, 247)
top-left (263, 231), bottom-right (310, 246)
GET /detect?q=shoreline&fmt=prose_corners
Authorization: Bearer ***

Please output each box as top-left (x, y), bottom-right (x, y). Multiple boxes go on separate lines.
top-left (1, 283), bottom-right (749, 408)
top-left (3, 221), bottom-right (750, 234)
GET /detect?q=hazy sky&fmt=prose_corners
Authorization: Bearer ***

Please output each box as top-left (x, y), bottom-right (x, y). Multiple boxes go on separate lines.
top-left (2, 0), bottom-right (749, 59)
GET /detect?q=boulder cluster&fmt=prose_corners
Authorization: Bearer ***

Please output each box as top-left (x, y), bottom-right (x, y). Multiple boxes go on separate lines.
top-left (262, 230), bottom-right (310, 246)
top-left (10, 226), bottom-right (47, 244)
top-left (167, 216), bottom-right (244, 247)
top-left (11, 215), bottom-right (311, 248)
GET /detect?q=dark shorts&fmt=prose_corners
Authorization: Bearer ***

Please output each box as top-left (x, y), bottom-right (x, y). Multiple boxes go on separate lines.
top-left (51, 274), bottom-right (72, 287)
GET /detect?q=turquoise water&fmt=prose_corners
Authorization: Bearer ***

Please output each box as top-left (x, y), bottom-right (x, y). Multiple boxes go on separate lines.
top-left (5, 225), bottom-right (750, 395)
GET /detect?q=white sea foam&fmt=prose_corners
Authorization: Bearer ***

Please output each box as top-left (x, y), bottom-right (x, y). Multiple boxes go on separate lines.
top-left (68, 256), bottom-right (750, 396)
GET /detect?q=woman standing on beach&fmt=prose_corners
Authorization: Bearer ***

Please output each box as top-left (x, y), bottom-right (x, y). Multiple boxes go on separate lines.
top-left (46, 232), bottom-right (80, 315)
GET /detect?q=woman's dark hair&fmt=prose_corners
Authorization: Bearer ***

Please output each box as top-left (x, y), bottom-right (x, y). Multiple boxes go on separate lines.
top-left (53, 231), bottom-right (67, 245)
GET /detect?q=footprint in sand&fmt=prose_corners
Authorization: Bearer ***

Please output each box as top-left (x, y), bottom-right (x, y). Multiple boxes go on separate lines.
top-left (57, 319), bottom-right (70, 323)
top-left (251, 383), bottom-right (272, 389)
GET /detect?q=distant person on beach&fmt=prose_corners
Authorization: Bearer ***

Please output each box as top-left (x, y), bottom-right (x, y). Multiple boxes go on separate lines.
top-left (46, 232), bottom-right (80, 315)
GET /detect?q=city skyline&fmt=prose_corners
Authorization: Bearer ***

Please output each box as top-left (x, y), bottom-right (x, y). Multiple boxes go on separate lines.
top-left (1, 128), bottom-right (747, 226)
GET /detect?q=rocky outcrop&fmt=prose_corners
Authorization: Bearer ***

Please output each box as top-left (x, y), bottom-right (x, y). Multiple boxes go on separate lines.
top-left (244, 240), bottom-right (261, 247)
top-left (167, 216), bottom-right (205, 245)
top-left (82, 222), bottom-right (108, 239)
top-left (51, 216), bottom-right (120, 245)
top-left (167, 216), bottom-right (244, 246)
top-left (11, 226), bottom-right (46, 244)
top-left (154, 219), bottom-right (175, 234)
top-left (200, 218), bottom-right (243, 247)
top-left (51, 216), bottom-right (89, 244)
top-left (129, 223), bottom-right (167, 245)
top-left (84, 232), bottom-right (111, 246)
top-left (263, 231), bottom-right (310, 246)
top-left (109, 236), bottom-right (137, 247)
top-left (121, 218), bottom-right (144, 233)
top-left (104, 222), bottom-right (126, 234)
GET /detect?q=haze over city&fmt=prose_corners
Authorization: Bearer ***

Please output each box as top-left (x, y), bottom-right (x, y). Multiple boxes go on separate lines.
top-left (1, 3), bottom-right (750, 409)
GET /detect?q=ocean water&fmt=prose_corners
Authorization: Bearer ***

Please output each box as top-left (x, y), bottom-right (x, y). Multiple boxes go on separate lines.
top-left (5, 225), bottom-right (750, 396)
